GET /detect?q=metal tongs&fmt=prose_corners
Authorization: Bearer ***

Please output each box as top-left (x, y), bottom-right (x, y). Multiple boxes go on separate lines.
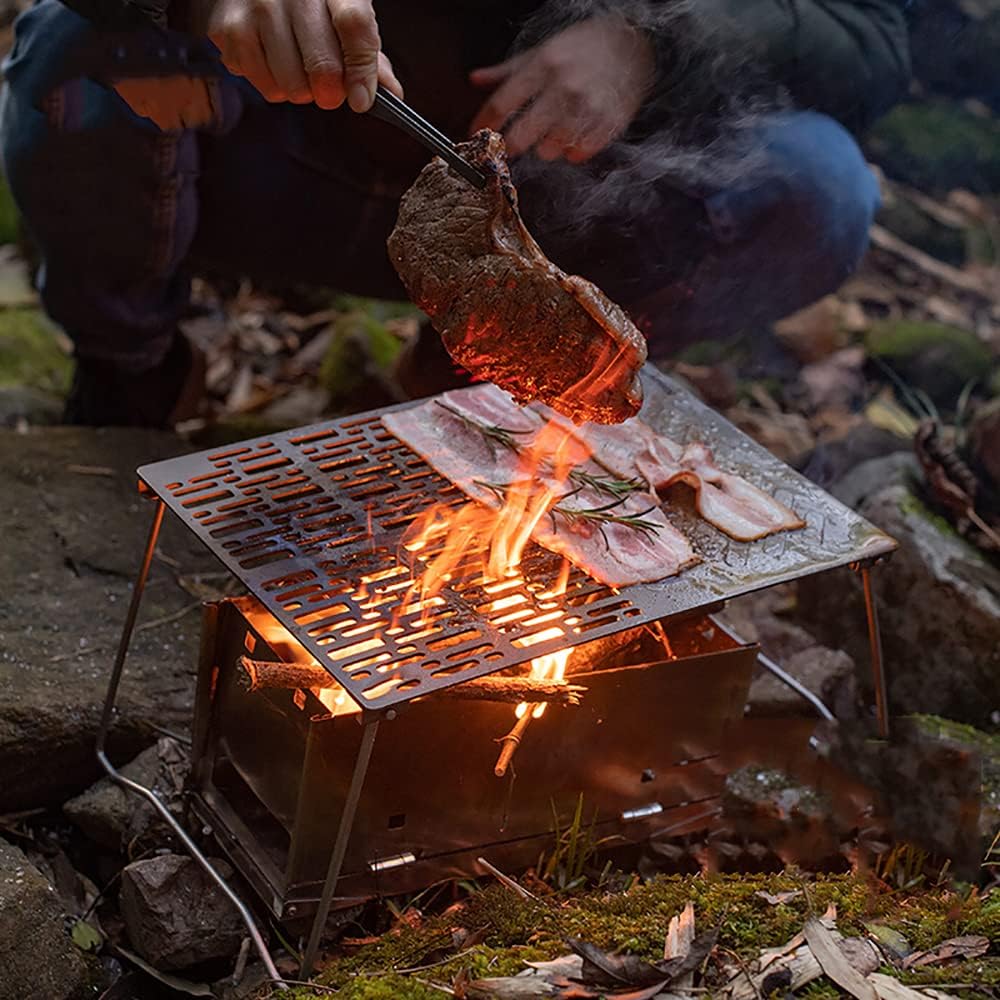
top-left (369, 86), bottom-right (488, 189)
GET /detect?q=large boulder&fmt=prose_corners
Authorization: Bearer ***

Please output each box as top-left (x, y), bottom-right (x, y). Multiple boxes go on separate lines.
top-left (0, 428), bottom-right (214, 810)
top-left (0, 839), bottom-right (93, 1000)
top-left (798, 454), bottom-right (1000, 728)
top-left (971, 396), bottom-right (1000, 489)
top-left (827, 715), bottom-right (988, 873)
top-left (120, 855), bottom-right (245, 970)
top-left (864, 320), bottom-right (995, 408)
top-left (867, 101), bottom-right (1000, 194)
top-left (718, 588), bottom-right (857, 718)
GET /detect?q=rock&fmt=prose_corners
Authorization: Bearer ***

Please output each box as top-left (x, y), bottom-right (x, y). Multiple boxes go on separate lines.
top-left (773, 296), bottom-right (849, 363)
top-left (0, 385), bottom-right (62, 427)
top-left (319, 305), bottom-right (406, 410)
top-left (971, 396), bottom-right (1000, 489)
top-left (876, 187), bottom-right (969, 267)
top-left (827, 716), bottom-right (986, 873)
top-left (0, 838), bottom-right (92, 1000)
top-left (748, 646), bottom-right (856, 718)
top-left (0, 428), bottom-right (215, 811)
top-left (0, 306), bottom-right (71, 396)
top-left (798, 458), bottom-right (1000, 728)
top-left (868, 101), bottom-right (1000, 194)
top-left (721, 766), bottom-right (839, 864)
top-left (865, 319), bottom-right (995, 407)
top-left (120, 855), bottom-right (245, 970)
top-left (820, 451), bottom-right (921, 512)
top-left (905, 715), bottom-right (1000, 842)
top-left (719, 588), bottom-right (857, 718)
top-left (63, 738), bottom-right (187, 851)
top-left (798, 423), bottom-right (914, 490)
top-left (797, 346), bottom-right (867, 413)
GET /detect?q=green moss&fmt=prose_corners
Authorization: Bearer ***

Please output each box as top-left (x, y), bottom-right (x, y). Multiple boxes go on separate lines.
top-left (876, 195), bottom-right (967, 266)
top-left (897, 491), bottom-right (962, 540)
top-left (265, 875), bottom-right (1000, 998)
top-left (318, 301), bottom-right (413, 401)
top-left (909, 715), bottom-right (1000, 753)
top-left (0, 307), bottom-right (71, 394)
top-left (868, 102), bottom-right (1000, 194)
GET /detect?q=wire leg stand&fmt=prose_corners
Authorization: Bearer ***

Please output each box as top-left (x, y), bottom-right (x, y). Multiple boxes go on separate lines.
top-left (300, 719), bottom-right (380, 978)
top-left (857, 562), bottom-right (889, 739)
top-left (95, 500), bottom-right (288, 989)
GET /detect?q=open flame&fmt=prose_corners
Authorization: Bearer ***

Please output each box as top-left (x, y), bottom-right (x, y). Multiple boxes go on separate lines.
top-left (517, 647), bottom-right (571, 719)
top-left (248, 413), bottom-right (591, 720)
top-left (400, 417), bottom-right (585, 716)
top-left (400, 417), bottom-right (587, 611)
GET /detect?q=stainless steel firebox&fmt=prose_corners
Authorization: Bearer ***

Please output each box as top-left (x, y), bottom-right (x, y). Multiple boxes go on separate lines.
top-left (189, 596), bottom-right (757, 921)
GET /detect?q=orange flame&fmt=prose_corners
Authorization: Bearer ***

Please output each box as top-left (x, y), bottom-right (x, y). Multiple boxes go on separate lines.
top-left (400, 419), bottom-right (584, 718)
top-left (400, 419), bottom-right (588, 617)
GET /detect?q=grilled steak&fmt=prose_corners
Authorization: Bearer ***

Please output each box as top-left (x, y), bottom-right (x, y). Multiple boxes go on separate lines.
top-left (387, 130), bottom-right (647, 425)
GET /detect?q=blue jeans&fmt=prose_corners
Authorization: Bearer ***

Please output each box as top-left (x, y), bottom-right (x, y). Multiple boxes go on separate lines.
top-left (1, 0), bottom-right (880, 371)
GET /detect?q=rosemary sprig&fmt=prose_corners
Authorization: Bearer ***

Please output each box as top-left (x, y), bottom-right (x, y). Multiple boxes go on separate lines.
top-left (568, 468), bottom-right (647, 500)
top-left (550, 501), bottom-right (663, 538)
top-left (435, 401), bottom-right (528, 453)
top-left (437, 401), bottom-right (650, 504)
top-left (473, 480), bottom-right (662, 540)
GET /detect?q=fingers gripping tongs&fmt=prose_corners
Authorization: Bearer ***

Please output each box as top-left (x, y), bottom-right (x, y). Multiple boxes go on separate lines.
top-left (368, 86), bottom-right (488, 189)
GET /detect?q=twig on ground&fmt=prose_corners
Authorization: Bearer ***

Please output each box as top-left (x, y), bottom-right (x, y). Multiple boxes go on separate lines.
top-left (476, 856), bottom-right (539, 901)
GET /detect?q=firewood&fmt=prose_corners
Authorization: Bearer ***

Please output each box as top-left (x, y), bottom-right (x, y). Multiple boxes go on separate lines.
top-left (237, 657), bottom-right (586, 705)
top-left (494, 709), bottom-right (538, 778)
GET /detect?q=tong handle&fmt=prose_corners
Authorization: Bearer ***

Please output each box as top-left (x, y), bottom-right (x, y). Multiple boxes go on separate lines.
top-left (369, 88), bottom-right (487, 189)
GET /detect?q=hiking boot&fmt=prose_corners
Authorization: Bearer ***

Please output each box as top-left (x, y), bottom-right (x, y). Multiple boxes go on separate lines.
top-left (63, 333), bottom-right (205, 428)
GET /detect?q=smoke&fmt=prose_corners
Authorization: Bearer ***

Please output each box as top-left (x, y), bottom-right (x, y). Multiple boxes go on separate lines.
top-left (507, 0), bottom-right (786, 250)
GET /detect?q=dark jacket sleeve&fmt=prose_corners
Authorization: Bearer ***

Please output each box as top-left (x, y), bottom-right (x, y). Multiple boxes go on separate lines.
top-left (514, 0), bottom-right (911, 134)
top-left (691, 0), bottom-right (911, 132)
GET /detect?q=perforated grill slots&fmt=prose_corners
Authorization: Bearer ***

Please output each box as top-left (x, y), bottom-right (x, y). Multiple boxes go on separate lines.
top-left (145, 412), bottom-right (642, 709)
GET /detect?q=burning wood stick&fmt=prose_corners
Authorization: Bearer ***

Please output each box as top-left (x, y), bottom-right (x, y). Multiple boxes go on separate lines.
top-left (494, 706), bottom-right (540, 777)
top-left (238, 657), bottom-right (586, 706)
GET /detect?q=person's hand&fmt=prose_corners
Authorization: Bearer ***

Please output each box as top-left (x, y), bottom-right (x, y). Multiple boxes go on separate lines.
top-left (114, 77), bottom-right (216, 130)
top-left (195, 0), bottom-right (402, 111)
top-left (469, 16), bottom-right (654, 162)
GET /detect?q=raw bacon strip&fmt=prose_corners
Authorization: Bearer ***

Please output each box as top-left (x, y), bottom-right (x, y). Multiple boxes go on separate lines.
top-left (532, 405), bottom-right (805, 542)
top-left (381, 386), bottom-right (699, 587)
top-left (676, 443), bottom-right (806, 540)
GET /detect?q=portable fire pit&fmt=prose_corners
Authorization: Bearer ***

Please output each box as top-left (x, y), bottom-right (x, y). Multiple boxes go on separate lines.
top-left (97, 367), bottom-right (895, 981)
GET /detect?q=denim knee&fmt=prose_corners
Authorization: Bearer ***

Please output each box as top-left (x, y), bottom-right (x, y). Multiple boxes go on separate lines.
top-left (704, 111), bottom-right (880, 302)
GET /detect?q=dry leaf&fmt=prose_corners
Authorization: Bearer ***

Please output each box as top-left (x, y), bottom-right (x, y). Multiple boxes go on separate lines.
top-left (525, 956), bottom-right (585, 978)
top-left (803, 919), bottom-right (877, 1000)
top-left (774, 296), bottom-right (848, 362)
top-left (868, 972), bottom-right (959, 1000)
top-left (664, 901), bottom-right (696, 991)
top-left (568, 938), bottom-right (669, 989)
top-left (864, 388), bottom-right (919, 438)
top-left (901, 934), bottom-right (990, 969)
top-left (755, 890), bottom-right (803, 906)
